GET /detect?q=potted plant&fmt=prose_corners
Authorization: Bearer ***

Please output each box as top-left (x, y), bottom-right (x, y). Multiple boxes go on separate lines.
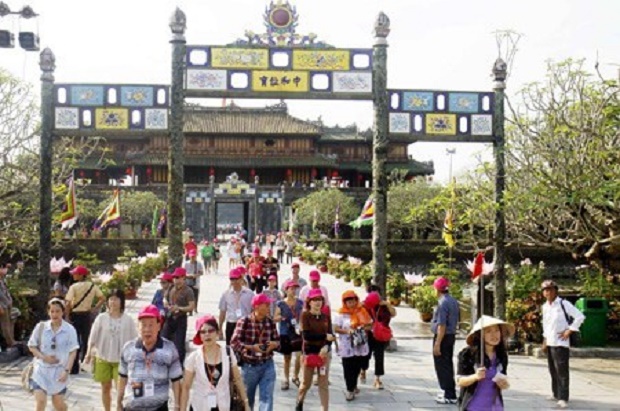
top-left (386, 272), bottom-right (407, 306)
top-left (414, 285), bottom-right (438, 322)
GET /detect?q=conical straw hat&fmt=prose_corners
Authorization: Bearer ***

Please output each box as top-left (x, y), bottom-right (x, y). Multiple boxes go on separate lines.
top-left (466, 315), bottom-right (515, 346)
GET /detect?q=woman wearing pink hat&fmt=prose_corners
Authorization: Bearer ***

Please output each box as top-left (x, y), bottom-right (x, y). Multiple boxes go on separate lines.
top-left (360, 290), bottom-right (396, 390)
top-left (296, 288), bottom-right (335, 411)
top-left (274, 279), bottom-right (303, 390)
top-left (180, 315), bottom-right (249, 411)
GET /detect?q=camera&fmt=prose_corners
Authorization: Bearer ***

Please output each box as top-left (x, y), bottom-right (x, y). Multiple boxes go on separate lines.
top-left (259, 344), bottom-right (269, 352)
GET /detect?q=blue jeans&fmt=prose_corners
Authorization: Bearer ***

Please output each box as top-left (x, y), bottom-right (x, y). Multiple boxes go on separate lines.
top-left (241, 359), bottom-right (276, 411)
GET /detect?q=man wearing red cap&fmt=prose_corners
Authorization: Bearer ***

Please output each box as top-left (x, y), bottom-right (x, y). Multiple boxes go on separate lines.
top-left (151, 272), bottom-right (173, 318)
top-left (231, 294), bottom-right (280, 411)
top-left (161, 268), bottom-right (195, 364)
top-left (299, 270), bottom-right (330, 309)
top-left (183, 250), bottom-right (204, 313)
top-left (117, 305), bottom-right (183, 411)
top-left (218, 268), bottom-right (254, 346)
top-left (183, 235), bottom-right (197, 259)
top-left (65, 265), bottom-right (105, 374)
top-left (430, 276), bottom-right (460, 404)
top-left (280, 263), bottom-right (307, 298)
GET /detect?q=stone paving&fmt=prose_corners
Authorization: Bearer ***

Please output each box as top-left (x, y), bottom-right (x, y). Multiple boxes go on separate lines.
top-left (1, 256), bottom-right (619, 410)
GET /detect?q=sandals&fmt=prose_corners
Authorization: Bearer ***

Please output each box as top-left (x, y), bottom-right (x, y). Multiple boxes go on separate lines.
top-left (359, 370), bottom-right (366, 384)
top-left (281, 381), bottom-right (290, 391)
top-left (374, 380), bottom-right (384, 390)
top-left (292, 377), bottom-right (301, 387)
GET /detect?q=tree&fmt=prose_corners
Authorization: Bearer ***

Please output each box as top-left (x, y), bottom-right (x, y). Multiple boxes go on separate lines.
top-left (505, 59), bottom-right (619, 272)
top-left (293, 189), bottom-right (358, 235)
top-left (388, 180), bottom-right (440, 239)
top-left (120, 191), bottom-right (166, 234)
top-left (0, 69), bottom-right (106, 257)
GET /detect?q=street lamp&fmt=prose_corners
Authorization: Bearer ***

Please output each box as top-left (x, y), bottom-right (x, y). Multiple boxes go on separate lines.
top-left (0, 2), bottom-right (39, 50)
top-left (446, 147), bottom-right (456, 183)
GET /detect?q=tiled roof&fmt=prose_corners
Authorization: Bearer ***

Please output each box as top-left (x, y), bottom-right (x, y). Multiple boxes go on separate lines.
top-left (340, 159), bottom-right (434, 175)
top-left (183, 105), bottom-right (321, 135)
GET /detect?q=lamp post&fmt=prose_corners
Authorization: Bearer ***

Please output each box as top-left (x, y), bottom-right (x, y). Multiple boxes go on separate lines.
top-left (446, 148), bottom-right (456, 183)
top-left (371, 11), bottom-right (390, 294)
top-left (492, 58), bottom-right (507, 319)
top-left (168, 7), bottom-right (186, 265)
top-left (0, 2), bottom-right (40, 50)
top-left (39, 47), bottom-right (55, 296)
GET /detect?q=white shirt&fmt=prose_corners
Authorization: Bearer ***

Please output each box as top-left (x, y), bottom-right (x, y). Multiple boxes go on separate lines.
top-left (542, 297), bottom-right (585, 347)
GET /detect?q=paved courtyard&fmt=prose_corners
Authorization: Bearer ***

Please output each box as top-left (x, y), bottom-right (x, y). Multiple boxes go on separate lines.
top-left (1, 257), bottom-right (619, 410)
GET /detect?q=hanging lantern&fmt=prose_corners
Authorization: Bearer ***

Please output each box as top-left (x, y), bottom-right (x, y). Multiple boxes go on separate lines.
top-left (78, 170), bottom-right (85, 178)
top-left (286, 168), bottom-right (293, 177)
top-left (250, 168), bottom-right (256, 177)
top-left (311, 168), bottom-right (318, 178)
top-left (209, 167), bottom-right (215, 176)
top-left (357, 173), bottom-right (363, 181)
top-left (95, 170), bottom-right (101, 177)
top-left (332, 170), bottom-right (339, 178)
top-left (125, 167), bottom-right (132, 175)
top-left (146, 167), bottom-right (152, 176)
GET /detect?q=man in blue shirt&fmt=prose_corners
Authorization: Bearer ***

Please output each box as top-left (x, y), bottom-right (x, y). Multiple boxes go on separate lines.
top-left (430, 276), bottom-right (460, 404)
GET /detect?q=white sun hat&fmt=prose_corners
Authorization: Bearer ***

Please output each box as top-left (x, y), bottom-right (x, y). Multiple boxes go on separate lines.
top-left (466, 315), bottom-right (515, 346)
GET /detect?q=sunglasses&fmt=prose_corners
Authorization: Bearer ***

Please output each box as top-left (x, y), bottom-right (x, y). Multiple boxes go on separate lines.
top-left (51, 336), bottom-right (56, 350)
top-left (199, 328), bottom-right (217, 334)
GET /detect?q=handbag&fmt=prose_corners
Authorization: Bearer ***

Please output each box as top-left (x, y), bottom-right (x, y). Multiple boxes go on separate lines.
top-left (371, 306), bottom-right (393, 343)
top-left (226, 347), bottom-right (247, 411)
top-left (351, 328), bottom-right (368, 348)
top-left (304, 353), bottom-right (325, 368)
top-left (560, 300), bottom-right (581, 347)
top-left (21, 321), bottom-right (44, 393)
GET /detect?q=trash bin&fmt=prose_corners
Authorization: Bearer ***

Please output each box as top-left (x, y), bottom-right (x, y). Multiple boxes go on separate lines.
top-left (575, 297), bottom-right (608, 347)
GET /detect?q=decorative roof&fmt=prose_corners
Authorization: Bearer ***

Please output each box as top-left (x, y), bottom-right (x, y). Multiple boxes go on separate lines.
top-left (339, 159), bottom-right (434, 175)
top-left (319, 125), bottom-right (372, 143)
top-left (183, 103), bottom-right (321, 135)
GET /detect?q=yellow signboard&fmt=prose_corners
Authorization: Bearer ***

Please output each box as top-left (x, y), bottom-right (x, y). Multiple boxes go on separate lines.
top-left (211, 48), bottom-right (269, 69)
top-left (95, 108), bottom-right (128, 130)
top-left (292, 50), bottom-right (350, 71)
top-left (252, 70), bottom-right (309, 92)
top-left (219, 184), bottom-right (232, 190)
top-left (238, 184), bottom-right (250, 190)
top-left (425, 114), bottom-right (457, 135)
top-left (228, 188), bottom-right (242, 195)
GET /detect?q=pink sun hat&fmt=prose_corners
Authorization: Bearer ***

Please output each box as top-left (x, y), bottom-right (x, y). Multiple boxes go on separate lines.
top-left (252, 294), bottom-right (274, 308)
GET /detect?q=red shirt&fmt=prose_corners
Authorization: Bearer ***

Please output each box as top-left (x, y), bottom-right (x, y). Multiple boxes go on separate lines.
top-left (184, 241), bottom-right (197, 256)
top-left (248, 262), bottom-right (263, 278)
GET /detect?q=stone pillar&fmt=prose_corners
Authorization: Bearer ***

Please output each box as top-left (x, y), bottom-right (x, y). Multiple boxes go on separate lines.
top-left (371, 12), bottom-right (390, 294)
top-left (492, 58), bottom-right (507, 319)
top-left (39, 48), bottom-right (55, 295)
top-left (168, 8), bottom-right (187, 265)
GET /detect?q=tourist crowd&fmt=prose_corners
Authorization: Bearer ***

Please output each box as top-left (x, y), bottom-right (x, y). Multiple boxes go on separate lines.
top-left (4, 236), bottom-right (585, 411)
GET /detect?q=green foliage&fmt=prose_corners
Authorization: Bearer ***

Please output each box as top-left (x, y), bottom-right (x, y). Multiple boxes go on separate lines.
top-left (386, 270), bottom-right (407, 298)
top-left (507, 259), bottom-right (545, 300)
top-left (114, 191), bottom-right (165, 227)
top-left (73, 247), bottom-right (103, 268)
top-left (292, 189), bottom-right (358, 233)
top-left (577, 267), bottom-right (618, 299)
top-left (389, 181), bottom-right (440, 236)
top-left (414, 285), bottom-right (438, 314)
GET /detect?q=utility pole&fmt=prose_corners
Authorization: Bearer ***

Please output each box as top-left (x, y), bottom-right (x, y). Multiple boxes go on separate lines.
top-left (492, 58), bottom-right (507, 319)
top-left (38, 48), bottom-right (55, 298)
top-left (168, 8), bottom-right (186, 265)
top-left (371, 12), bottom-right (390, 294)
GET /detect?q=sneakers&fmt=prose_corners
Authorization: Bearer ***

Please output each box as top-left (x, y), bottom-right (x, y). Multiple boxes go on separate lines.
top-left (435, 394), bottom-right (457, 404)
top-left (557, 400), bottom-right (568, 409)
top-left (345, 391), bottom-right (355, 401)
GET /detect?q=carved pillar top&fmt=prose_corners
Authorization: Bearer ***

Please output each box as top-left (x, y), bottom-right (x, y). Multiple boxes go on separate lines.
top-left (374, 12), bottom-right (390, 45)
top-left (169, 7), bottom-right (187, 41)
top-left (39, 48), bottom-right (56, 81)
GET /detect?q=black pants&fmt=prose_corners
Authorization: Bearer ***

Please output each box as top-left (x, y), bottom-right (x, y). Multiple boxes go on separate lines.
top-left (342, 355), bottom-right (365, 392)
top-left (125, 403), bottom-right (168, 411)
top-left (162, 314), bottom-right (188, 364)
top-left (277, 250), bottom-right (284, 263)
top-left (285, 253), bottom-right (293, 264)
top-left (433, 334), bottom-right (456, 400)
top-left (226, 321), bottom-right (238, 346)
top-left (548, 346), bottom-right (570, 401)
top-left (70, 312), bottom-right (92, 374)
top-left (361, 332), bottom-right (386, 376)
top-left (192, 287), bottom-right (199, 312)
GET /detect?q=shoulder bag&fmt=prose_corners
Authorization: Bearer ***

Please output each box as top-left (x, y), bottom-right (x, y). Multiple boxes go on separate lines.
top-left (371, 306), bottom-right (393, 343)
top-left (560, 300), bottom-right (581, 347)
top-left (73, 283), bottom-right (95, 312)
top-left (227, 347), bottom-right (248, 411)
top-left (21, 321), bottom-right (44, 392)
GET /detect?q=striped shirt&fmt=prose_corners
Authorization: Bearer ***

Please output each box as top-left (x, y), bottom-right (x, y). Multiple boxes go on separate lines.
top-left (118, 337), bottom-right (183, 410)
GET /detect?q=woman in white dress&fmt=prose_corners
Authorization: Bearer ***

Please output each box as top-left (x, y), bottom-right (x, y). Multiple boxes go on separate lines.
top-left (83, 289), bottom-right (138, 411)
top-left (28, 298), bottom-right (79, 411)
top-left (180, 314), bottom-right (249, 411)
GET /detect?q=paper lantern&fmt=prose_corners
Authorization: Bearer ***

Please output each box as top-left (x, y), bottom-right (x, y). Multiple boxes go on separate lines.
top-left (286, 168), bottom-right (293, 177)
top-left (311, 168), bottom-right (318, 177)
top-left (250, 168), bottom-right (256, 177)
top-left (146, 167), bottom-right (152, 176)
top-left (209, 167), bottom-right (215, 176)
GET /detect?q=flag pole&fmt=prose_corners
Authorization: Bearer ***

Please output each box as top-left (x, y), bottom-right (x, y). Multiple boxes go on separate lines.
top-left (480, 273), bottom-right (485, 366)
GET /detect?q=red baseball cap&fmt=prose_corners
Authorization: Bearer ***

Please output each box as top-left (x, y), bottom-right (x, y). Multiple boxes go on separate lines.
top-left (433, 277), bottom-right (450, 291)
top-left (71, 265), bottom-right (89, 277)
top-left (252, 294), bottom-right (273, 308)
top-left (283, 279), bottom-right (299, 290)
top-left (229, 268), bottom-right (243, 279)
top-left (173, 267), bottom-right (187, 278)
top-left (188, 249), bottom-right (197, 257)
top-left (138, 304), bottom-right (161, 322)
top-left (268, 274), bottom-right (277, 281)
top-left (192, 315), bottom-right (218, 345)
top-left (307, 288), bottom-right (324, 301)
top-left (309, 270), bottom-right (321, 281)
top-left (157, 272), bottom-right (174, 282)
top-left (267, 249), bottom-right (273, 255)
top-left (291, 263), bottom-right (300, 269)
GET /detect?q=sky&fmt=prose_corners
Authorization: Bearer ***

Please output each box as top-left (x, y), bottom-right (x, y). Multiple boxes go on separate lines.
top-left (1, 0), bottom-right (618, 183)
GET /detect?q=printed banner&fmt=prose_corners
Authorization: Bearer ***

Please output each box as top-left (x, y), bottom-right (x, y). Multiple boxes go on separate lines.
top-left (95, 108), bottom-right (129, 130)
top-left (425, 113), bottom-right (457, 135)
top-left (251, 70), bottom-right (309, 92)
top-left (211, 48), bottom-right (269, 69)
top-left (292, 50), bottom-right (350, 71)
